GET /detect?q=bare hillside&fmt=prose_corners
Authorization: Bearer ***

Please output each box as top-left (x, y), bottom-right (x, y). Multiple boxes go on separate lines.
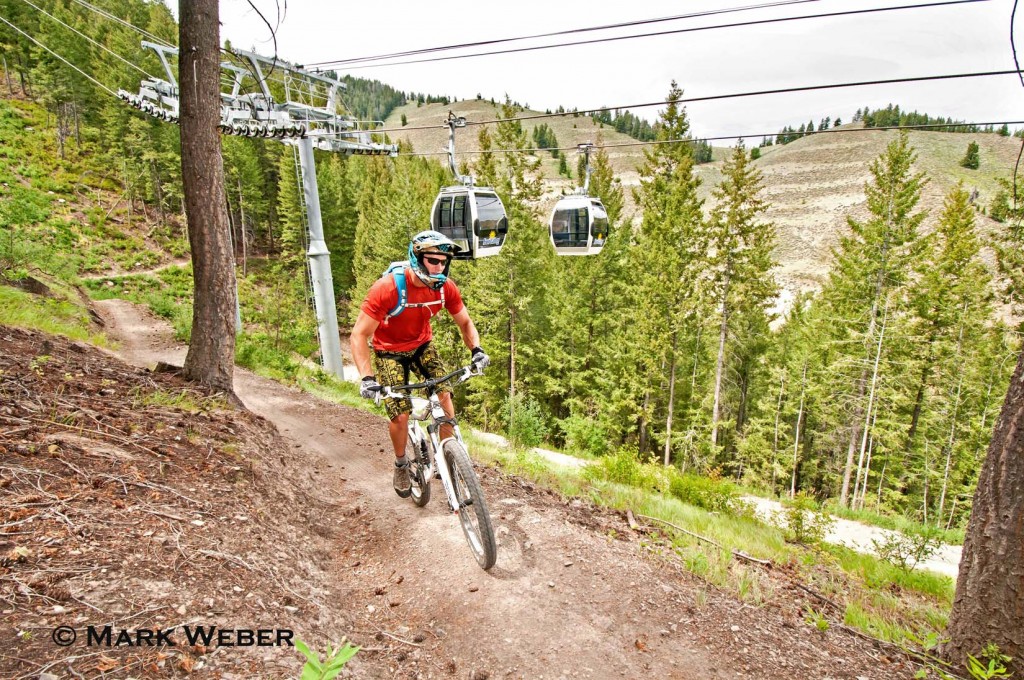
top-left (385, 102), bottom-right (1019, 307)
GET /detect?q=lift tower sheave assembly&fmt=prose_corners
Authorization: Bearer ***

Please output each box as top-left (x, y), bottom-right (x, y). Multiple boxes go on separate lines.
top-left (122, 42), bottom-right (397, 380)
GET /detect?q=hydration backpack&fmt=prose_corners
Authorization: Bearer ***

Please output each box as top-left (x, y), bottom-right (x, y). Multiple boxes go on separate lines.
top-left (381, 261), bottom-right (445, 321)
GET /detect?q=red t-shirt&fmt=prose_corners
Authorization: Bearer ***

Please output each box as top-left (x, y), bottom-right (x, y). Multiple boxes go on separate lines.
top-left (361, 267), bottom-right (465, 352)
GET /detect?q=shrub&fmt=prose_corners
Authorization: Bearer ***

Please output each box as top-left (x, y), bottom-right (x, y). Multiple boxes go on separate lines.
top-left (780, 492), bottom-right (834, 545)
top-left (500, 393), bottom-right (547, 449)
top-left (559, 414), bottom-right (611, 457)
top-left (871, 524), bottom-right (944, 572)
top-left (584, 447), bottom-right (659, 488)
top-left (667, 473), bottom-right (738, 513)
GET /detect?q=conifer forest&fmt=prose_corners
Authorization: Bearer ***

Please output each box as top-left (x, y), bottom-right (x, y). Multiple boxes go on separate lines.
top-left (1, 0), bottom-right (1021, 535)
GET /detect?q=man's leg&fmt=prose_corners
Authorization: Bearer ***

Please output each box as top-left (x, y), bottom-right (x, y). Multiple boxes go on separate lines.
top-left (374, 351), bottom-right (414, 496)
top-left (415, 343), bottom-right (457, 442)
top-left (388, 412), bottom-right (412, 496)
top-left (437, 392), bottom-right (456, 442)
top-left (389, 413), bottom-right (410, 459)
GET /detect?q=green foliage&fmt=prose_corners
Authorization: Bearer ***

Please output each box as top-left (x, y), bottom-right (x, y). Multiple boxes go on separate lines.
top-left (966, 645), bottom-right (1013, 679)
top-left (804, 606), bottom-right (830, 634)
top-left (871, 525), bottom-right (944, 572)
top-left (559, 414), bottom-right (611, 457)
top-left (780, 492), bottom-right (835, 544)
top-left (862, 104), bottom-right (981, 132)
top-left (339, 75), bottom-right (406, 120)
top-left (667, 472), bottom-right (738, 513)
top-left (584, 447), bottom-right (660, 488)
top-left (501, 392), bottom-right (548, 449)
top-left (750, 146), bottom-right (761, 160)
top-left (908, 634), bottom-right (1013, 680)
top-left (959, 141), bottom-right (980, 169)
top-left (589, 108), bottom-right (657, 142)
top-left (531, 123), bottom-right (559, 156)
top-left (294, 638), bottom-right (359, 680)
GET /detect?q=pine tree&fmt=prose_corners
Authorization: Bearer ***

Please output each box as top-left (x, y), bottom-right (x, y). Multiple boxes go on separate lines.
top-left (993, 176), bottom-right (1024, 325)
top-left (959, 141), bottom-right (980, 169)
top-left (276, 147), bottom-right (306, 260)
top-left (456, 97), bottom-right (553, 432)
top-left (629, 81), bottom-right (709, 466)
top-left (898, 183), bottom-right (994, 519)
top-left (706, 142), bottom-right (778, 453)
top-left (824, 132), bottom-right (928, 506)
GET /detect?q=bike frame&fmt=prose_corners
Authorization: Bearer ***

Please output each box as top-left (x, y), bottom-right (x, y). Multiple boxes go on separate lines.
top-left (377, 365), bottom-right (478, 514)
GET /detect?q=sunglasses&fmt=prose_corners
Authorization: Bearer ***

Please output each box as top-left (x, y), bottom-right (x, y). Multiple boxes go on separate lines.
top-left (423, 255), bottom-right (450, 266)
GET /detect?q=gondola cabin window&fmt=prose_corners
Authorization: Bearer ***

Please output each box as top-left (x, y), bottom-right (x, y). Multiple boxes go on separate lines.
top-left (551, 206), bottom-right (589, 248)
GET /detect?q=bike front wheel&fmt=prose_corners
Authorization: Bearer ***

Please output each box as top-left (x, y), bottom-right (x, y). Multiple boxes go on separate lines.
top-left (442, 439), bottom-right (497, 570)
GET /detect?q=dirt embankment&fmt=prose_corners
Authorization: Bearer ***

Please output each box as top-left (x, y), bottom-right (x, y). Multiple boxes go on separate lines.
top-left (0, 302), bottom-right (919, 679)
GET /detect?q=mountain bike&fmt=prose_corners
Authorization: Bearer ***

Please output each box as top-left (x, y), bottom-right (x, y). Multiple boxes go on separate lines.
top-left (373, 365), bottom-right (497, 570)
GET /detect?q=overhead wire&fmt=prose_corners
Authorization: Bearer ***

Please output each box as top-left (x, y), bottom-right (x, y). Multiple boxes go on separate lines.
top-left (325, 0), bottom-right (991, 70)
top-left (9, 0), bottom-right (1017, 165)
top-left (400, 119), bottom-right (1024, 157)
top-left (0, 14), bottom-right (118, 97)
top-left (16, 0), bottom-right (159, 81)
top-left (310, 0), bottom-right (822, 67)
top-left (313, 69), bottom-right (1024, 136)
top-left (68, 0), bottom-right (174, 47)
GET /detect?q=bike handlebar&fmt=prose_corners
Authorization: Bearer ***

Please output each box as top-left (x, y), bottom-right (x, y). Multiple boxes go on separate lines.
top-left (372, 364), bottom-right (481, 403)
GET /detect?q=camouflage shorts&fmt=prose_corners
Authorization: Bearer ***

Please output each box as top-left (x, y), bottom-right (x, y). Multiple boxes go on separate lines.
top-left (372, 342), bottom-right (451, 420)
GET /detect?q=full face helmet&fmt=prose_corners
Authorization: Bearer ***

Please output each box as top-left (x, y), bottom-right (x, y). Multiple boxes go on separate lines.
top-left (408, 230), bottom-right (461, 290)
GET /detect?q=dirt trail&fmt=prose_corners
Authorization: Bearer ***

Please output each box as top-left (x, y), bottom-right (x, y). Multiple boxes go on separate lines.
top-left (92, 299), bottom-right (915, 679)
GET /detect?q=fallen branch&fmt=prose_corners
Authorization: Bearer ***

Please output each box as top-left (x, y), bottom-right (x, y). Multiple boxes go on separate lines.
top-left (133, 506), bottom-right (186, 522)
top-left (794, 582), bottom-right (842, 614)
top-left (634, 512), bottom-right (773, 568)
top-left (357, 627), bottom-right (423, 648)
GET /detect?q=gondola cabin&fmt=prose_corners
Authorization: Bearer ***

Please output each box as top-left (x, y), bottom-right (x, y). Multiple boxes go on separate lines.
top-left (430, 186), bottom-right (508, 259)
top-left (549, 195), bottom-right (609, 256)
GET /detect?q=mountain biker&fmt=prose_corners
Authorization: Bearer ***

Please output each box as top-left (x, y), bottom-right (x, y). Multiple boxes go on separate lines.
top-left (351, 230), bottom-right (490, 497)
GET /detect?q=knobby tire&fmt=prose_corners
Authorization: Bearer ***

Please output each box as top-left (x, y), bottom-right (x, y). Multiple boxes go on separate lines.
top-left (443, 438), bottom-right (497, 570)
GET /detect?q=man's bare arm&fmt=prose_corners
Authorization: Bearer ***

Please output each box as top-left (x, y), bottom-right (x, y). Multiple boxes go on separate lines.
top-left (351, 311), bottom-right (381, 377)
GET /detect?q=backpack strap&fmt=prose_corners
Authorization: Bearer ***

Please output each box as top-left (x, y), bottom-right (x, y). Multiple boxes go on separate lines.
top-left (386, 266), bottom-right (408, 319)
top-left (381, 262), bottom-right (445, 323)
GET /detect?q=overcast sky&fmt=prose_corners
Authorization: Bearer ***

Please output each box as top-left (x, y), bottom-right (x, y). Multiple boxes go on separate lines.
top-left (215, 0), bottom-right (1024, 141)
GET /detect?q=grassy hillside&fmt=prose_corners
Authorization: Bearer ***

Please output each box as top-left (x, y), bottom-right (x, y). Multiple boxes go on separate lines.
top-left (386, 100), bottom-right (1020, 308)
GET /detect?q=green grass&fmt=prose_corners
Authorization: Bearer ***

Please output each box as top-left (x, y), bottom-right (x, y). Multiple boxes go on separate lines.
top-left (821, 542), bottom-right (955, 601)
top-left (83, 266), bottom-right (194, 341)
top-left (131, 387), bottom-right (226, 412)
top-left (0, 285), bottom-right (107, 345)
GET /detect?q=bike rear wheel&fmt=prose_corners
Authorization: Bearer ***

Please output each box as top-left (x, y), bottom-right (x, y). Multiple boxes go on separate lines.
top-left (407, 433), bottom-right (432, 508)
top-left (442, 439), bottom-right (497, 570)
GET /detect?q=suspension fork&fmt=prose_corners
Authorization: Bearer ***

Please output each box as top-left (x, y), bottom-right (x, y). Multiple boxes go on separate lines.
top-left (429, 421), bottom-right (465, 513)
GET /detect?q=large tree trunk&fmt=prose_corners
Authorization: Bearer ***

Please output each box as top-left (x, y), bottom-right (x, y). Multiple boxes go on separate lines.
top-left (179, 0), bottom-right (238, 398)
top-left (943, 347), bottom-right (1024, 672)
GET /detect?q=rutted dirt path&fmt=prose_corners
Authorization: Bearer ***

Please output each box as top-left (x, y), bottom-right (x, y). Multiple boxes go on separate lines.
top-left (91, 299), bottom-right (916, 679)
